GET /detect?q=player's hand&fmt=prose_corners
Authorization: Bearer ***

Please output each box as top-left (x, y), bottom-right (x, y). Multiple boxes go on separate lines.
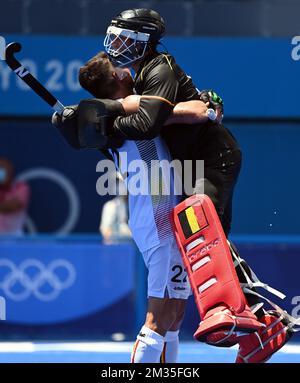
top-left (52, 105), bottom-right (78, 125)
top-left (51, 105), bottom-right (81, 149)
top-left (199, 90), bottom-right (224, 123)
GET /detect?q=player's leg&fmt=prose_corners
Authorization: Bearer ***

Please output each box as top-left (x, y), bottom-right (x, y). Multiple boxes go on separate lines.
top-left (144, 297), bottom-right (185, 334)
top-left (160, 300), bottom-right (187, 363)
top-left (180, 175), bottom-right (297, 354)
top-left (132, 297), bottom-right (188, 363)
top-left (131, 241), bottom-right (190, 363)
top-left (147, 297), bottom-right (187, 363)
top-left (177, 151), bottom-right (266, 346)
top-left (159, 238), bottom-right (191, 363)
top-left (131, 297), bottom-right (180, 363)
top-left (220, 193), bottom-right (265, 318)
top-left (173, 194), bottom-right (264, 346)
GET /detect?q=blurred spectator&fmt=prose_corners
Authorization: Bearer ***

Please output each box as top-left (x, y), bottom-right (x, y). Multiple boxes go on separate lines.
top-left (0, 158), bottom-right (30, 236)
top-left (100, 173), bottom-right (131, 244)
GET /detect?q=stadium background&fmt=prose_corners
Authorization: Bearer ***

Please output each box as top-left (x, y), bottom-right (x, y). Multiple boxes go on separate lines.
top-left (0, 0), bottom-right (300, 353)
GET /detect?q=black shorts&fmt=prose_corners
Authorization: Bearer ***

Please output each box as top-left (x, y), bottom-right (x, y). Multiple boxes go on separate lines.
top-left (162, 122), bottom-right (242, 236)
top-left (191, 147), bottom-right (242, 236)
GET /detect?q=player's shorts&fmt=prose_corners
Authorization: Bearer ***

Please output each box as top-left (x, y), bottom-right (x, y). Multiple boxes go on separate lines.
top-left (142, 239), bottom-right (192, 300)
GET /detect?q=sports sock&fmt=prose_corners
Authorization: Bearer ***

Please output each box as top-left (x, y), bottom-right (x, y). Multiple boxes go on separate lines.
top-left (131, 325), bottom-right (164, 363)
top-left (161, 330), bottom-right (179, 363)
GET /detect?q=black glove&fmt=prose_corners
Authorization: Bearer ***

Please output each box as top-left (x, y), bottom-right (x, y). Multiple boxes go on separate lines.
top-left (77, 99), bottom-right (125, 150)
top-left (52, 105), bottom-right (81, 149)
top-left (52, 99), bottom-right (125, 150)
top-left (199, 89), bottom-right (224, 118)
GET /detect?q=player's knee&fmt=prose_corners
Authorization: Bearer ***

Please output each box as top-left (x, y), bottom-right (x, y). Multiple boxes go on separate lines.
top-left (177, 305), bottom-right (186, 323)
top-left (160, 308), bottom-right (178, 331)
top-left (145, 315), bottom-right (176, 336)
top-left (145, 301), bottom-right (179, 335)
top-left (170, 309), bottom-right (186, 331)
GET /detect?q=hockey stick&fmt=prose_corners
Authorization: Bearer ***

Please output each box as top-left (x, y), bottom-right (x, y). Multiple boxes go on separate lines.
top-left (5, 42), bottom-right (65, 114)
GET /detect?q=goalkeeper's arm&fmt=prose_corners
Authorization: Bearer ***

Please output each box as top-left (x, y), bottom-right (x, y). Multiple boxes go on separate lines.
top-left (121, 92), bottom-right (223, 125)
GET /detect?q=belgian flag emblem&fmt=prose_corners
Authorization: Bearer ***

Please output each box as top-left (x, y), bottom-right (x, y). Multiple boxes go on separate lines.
top-left (178, 205), bottom-right (208, 239)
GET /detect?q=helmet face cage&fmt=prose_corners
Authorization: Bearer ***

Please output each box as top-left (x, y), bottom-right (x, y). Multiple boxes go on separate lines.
top-left (104, 26), bottom-right (150, 68)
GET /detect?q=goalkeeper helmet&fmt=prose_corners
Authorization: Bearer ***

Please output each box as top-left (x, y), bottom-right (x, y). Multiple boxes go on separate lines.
top-left (104, 8), bottom-right (165, 68)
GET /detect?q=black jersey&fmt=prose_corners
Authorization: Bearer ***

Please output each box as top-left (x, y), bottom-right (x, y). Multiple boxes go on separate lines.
top-left (109, 52), bottom-right (241, 234)
top-left (112, 52), bottom-right (240, 165)
top-left (161, 122), bottom-right (239, 167)
top-left (112, 53), bottom-right (199, 140)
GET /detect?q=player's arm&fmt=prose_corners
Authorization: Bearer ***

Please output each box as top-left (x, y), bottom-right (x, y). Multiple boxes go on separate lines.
top-left (165, 100), bottom-right (209, 124)
top-left (121, 95), bottom-right (209, 124)
top-left (120, 95), bottom-right (141, 114)
top-left (110, 62), bottom-right (178, 140)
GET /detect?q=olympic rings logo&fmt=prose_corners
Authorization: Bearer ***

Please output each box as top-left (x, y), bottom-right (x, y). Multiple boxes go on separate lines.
top-left (0, 258), bottom-right (76, 302)
top-left (17, 167), bottom-right (81, 235)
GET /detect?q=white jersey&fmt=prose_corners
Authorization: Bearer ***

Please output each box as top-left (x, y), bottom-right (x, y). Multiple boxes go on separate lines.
top-left (110, 137), bottom-right (180, 253)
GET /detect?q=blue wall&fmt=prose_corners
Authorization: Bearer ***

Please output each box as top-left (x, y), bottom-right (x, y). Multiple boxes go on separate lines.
top-left (230, 121), bottom-right (300, 234)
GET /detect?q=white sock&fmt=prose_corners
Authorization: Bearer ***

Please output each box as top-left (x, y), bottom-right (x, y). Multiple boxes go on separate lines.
top-left (161, 330), bottom-right (179, 363)
top-left (131, 325), bottom-right (164, 363)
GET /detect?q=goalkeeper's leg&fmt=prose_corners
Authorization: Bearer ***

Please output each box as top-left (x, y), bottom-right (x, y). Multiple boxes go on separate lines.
top-left (173, 194), bottom-right (264, 346)
top-left (174, 154), bottom-right (263, 346)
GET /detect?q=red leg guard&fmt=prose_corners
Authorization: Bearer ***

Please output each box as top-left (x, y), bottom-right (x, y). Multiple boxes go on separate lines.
top-left (172, 195), bottom-right (264, 346)
top-left (236, 311), bottom-right (292, 363)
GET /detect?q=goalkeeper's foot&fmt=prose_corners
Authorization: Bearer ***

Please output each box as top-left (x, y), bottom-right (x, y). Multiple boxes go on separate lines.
top-left (236, 310), bottom-right (294, 363)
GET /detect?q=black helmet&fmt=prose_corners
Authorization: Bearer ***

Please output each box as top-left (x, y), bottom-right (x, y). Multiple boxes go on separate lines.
top-left (104, 9), bottom-right (165, 67)
top-left (112, 9), bottom-right (165, 42)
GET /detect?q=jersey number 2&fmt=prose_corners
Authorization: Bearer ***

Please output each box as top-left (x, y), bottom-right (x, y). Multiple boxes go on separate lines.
top-left (171, 265), bottom-right (187, 283)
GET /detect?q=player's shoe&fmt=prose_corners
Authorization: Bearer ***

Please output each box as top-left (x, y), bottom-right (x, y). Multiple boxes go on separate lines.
top-left (236, 310), bottom-right (294, 363)
top-left (194, 305), bottom-right (264, 347)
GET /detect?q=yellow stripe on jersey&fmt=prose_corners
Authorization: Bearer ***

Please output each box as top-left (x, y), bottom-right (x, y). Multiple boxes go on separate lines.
top-left (162, 54), bottom-right (173, 70)
top-left (140, 95), bottom-right (175, 107)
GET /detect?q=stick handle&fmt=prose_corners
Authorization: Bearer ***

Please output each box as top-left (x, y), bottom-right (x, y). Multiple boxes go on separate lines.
top-left (5, 42), bottom-right (65, 114)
